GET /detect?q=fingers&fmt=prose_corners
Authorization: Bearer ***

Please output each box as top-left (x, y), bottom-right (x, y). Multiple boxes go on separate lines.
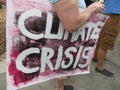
top-left (96, 1), bottom-right (105, 12)
top-left (89, 1), bottom-right (105, 13)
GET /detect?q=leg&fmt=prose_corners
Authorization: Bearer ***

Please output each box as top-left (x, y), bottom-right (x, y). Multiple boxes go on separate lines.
top-left (95, 47), bottom-right (113, 76)
top-left (96, 48), bottom-right (106, 70)
top-left (55, 78), bottom-right (65, 90)
top-left (55, 76), bottom-right (73, 90)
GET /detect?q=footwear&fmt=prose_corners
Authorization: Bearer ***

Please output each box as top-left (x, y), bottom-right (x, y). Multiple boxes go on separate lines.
top-left (95, 67), bottom-right (113, 77)
top-left (64, 85), bottom-right (73, 90)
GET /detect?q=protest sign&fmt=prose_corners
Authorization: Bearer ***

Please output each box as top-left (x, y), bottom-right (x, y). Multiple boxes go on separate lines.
top-left (6, 0), bottom-right (108, 90)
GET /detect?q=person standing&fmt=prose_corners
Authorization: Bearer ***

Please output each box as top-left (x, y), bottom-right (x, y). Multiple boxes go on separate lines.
top-left (49, 0), bottom-right (104, 90)
top-left (94, 0), bottom-right (120, 77)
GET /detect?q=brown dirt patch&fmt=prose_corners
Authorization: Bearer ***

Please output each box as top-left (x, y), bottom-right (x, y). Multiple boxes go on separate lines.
top-left (0, 6), bottom-right (6, 55)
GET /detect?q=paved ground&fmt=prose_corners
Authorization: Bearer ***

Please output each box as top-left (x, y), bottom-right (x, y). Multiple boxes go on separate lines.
top-left (0, 34), bottom-right (120, 90)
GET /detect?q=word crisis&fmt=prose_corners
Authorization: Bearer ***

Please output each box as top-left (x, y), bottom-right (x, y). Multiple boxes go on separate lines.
top-left (16, 46), bottom-right (92, 73)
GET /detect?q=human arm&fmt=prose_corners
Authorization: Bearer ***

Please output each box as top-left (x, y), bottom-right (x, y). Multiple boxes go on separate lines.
top-left (75, 1), bottom-right (105, 32)
top-left (51, 0), bottom-right (104, 33)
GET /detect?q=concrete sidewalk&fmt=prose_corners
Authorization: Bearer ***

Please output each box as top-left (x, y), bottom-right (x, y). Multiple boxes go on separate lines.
top-left (0, 59), bottom-right (120, 90)
top-left (18, 59), bottom-right (120, 90)
top-left (0, 34), bottom-right (120, 90)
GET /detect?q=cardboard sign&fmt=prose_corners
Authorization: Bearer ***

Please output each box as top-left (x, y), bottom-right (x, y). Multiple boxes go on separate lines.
top-left (6, 0), bottom-right (108, 90)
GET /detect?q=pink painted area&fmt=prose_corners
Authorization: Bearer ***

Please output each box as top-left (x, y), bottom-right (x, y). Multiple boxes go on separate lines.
top-left (11, 0), bottom-right (54, 12)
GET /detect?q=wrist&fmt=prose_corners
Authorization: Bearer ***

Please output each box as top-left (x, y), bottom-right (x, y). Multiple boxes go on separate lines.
top-left (85, 6), bottom-right (95, 16)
